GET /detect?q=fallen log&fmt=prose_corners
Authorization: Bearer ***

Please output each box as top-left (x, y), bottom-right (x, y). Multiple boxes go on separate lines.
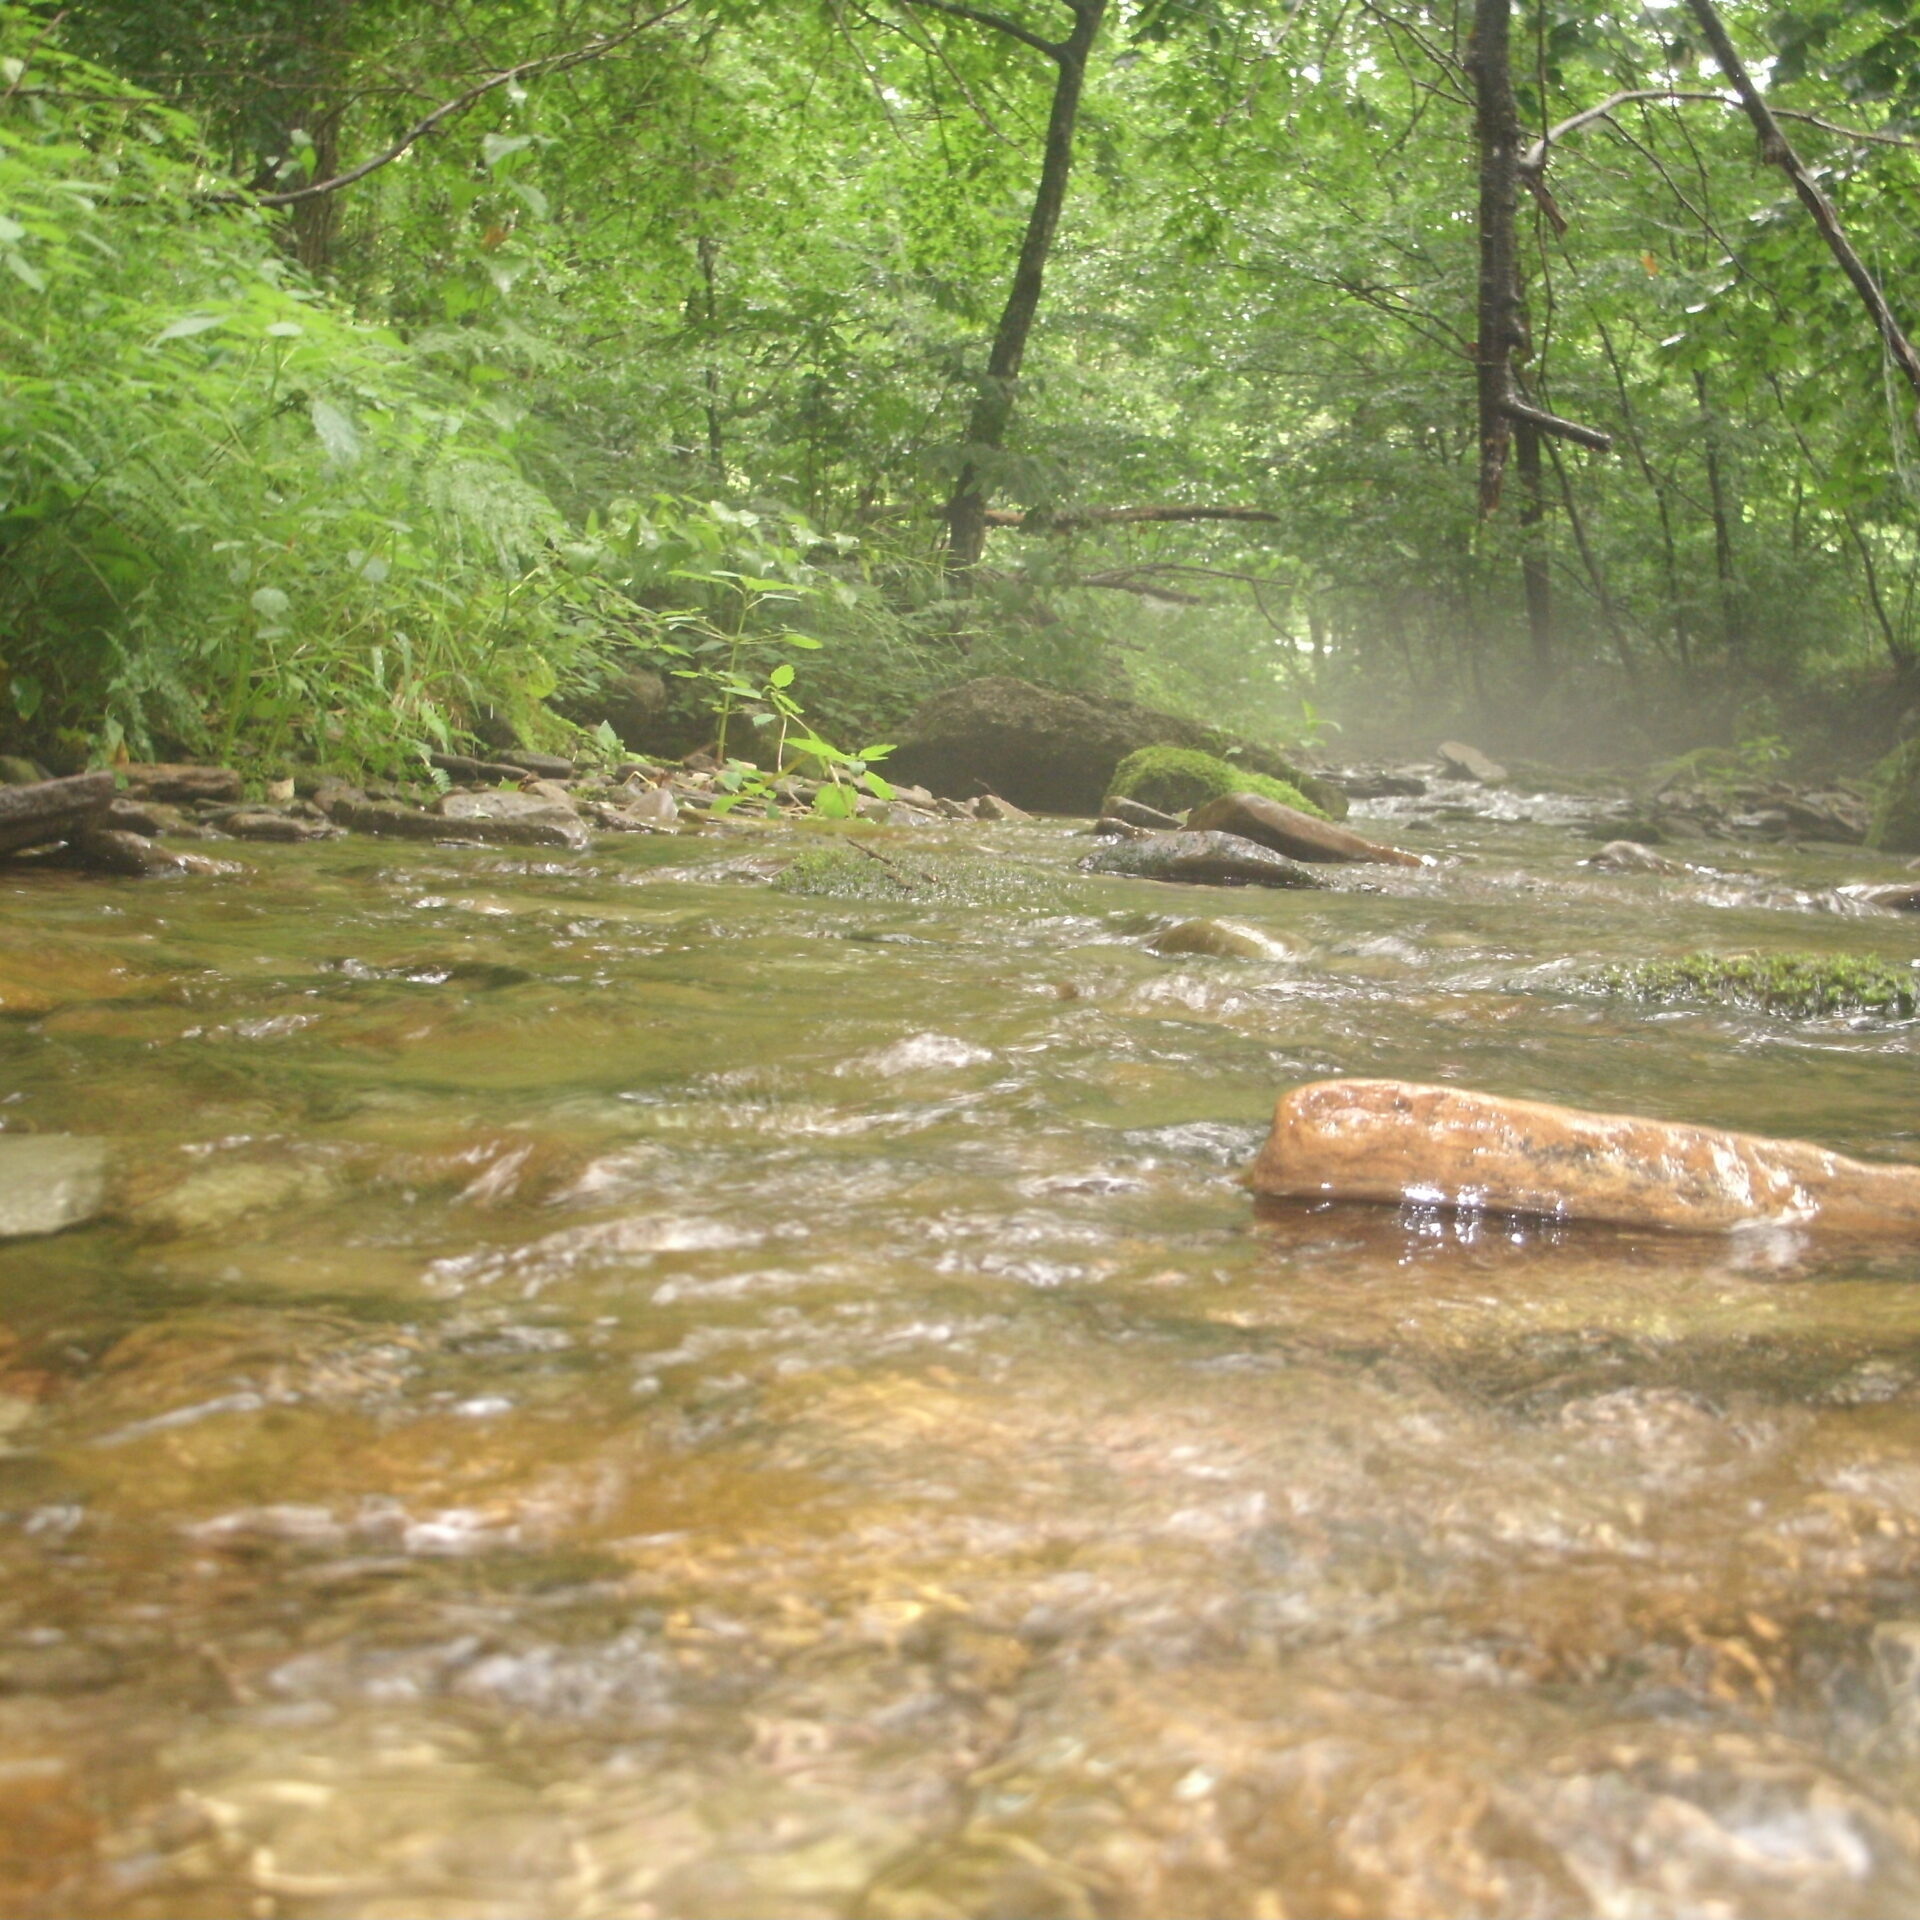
top-left (1187, 792), bottom-right (1425, 867)
top-left (1248, 1079), bottom-right (1920, 1234)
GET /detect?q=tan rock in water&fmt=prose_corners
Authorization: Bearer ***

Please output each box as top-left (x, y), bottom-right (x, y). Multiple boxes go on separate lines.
top-left (1188, 792), bottom-right (1425, 867)
top-left (1249, 1078), bottom-right (1920, 1234)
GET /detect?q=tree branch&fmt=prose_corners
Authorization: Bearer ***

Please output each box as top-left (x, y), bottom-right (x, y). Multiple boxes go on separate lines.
top-left (1683, 0), bottom-right (1920, 410)
top-left (229, 6), bottom-right (688, 208)
top-left (1498, 398), bottom-right (1611, 452)
top-left (983, 504), bottom-right (1283, 530)
top-left (895, 0), bottom-right (1065, 60)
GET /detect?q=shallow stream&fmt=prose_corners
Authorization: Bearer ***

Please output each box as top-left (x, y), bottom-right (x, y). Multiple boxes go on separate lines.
top-left (4, 800), bottom-right (1920, 1917)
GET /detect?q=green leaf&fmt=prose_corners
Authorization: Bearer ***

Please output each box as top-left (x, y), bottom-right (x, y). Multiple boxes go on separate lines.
top-left (309, 398), bottom-right (363, 464)
top-left (250, 587), bottom-right (291, 621)
top-left (3, 251), bottom-right (44, 292)
top-left (481, 133), bottom-right (536, 169)
top-left (10, 674), bottom-right (42, 722)
top-left (767, 662), bottom-right (796, 688)
top-left (152, 313), bottom-right (225, 343)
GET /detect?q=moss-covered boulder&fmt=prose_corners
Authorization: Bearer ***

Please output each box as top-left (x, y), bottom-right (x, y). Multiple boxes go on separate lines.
top-left (1869, 738), bottom-right (1920, 853)
top-left (886, 676), bottom-right (1344, 818)
top-left (1108, 747), bottom-right (1328, 821)
top-left (1599, 951), bottom-right (1919, 1021)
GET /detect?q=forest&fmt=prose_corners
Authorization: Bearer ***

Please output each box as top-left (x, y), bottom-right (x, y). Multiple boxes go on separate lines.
top-left (7, 0), bottom-right (1920, 788)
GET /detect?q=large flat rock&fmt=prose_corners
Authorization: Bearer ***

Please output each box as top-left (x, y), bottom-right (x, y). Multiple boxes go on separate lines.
top-left (0, 1136), bottom-right (110, 1238)
top-left (0, 771), bottom-right (114, 856)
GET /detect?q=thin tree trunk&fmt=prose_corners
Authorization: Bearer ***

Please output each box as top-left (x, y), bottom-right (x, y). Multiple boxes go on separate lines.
top-left (1516, 414), bottom-right (1554, 682)
top-left (697, 234), bottom-right (725, 482)
top-left (1693, 370), bottom-right (1743, 663)
top-left (943, 1), bottom-right (1106, 570)
top-left (1547, 439), bottom-right (1639, 684)
top-left (1467, 0), bottom-right (1523, 517)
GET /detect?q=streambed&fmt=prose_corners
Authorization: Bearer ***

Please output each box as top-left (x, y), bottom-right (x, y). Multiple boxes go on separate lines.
top-left (2, 802), bottom-right (1919, 1917)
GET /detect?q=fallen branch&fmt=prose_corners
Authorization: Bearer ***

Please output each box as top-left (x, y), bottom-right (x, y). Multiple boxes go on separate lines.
top-left (982, 504), bottom-right (1283, 531)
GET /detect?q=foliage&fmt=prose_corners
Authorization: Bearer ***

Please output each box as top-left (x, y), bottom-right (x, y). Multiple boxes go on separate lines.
top-left (1868, 736), bottom-right (1920, 850)
top-left (1107, 746), bottom-right (1327, 819)
top-left (0, 8), bottom-right (622, 775)
top-left (1600, 950), bottom-right (1920, 1019)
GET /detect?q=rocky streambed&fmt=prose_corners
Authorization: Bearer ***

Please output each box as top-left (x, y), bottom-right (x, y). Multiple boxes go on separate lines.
top-left (0, 766), bottom-right (1918, 1916)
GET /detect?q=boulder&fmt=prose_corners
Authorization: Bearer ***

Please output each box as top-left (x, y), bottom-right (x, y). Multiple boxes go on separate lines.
top-left (0, 770), bottom-right (113, 856)
top-left (888, 676), bottom-right (1344, 818)
top-left (0, 1136), bottom-right (109, 1239)
top-left (119, 763), bottom-right (243, 803)
top-left (63, 827), bottom-right (209, 876)
top-left (1250, 1079), bottom-right (1920, 1234)
top-left (438, 788), bottom-right (580, 826)
top-left (1438, 741), bottom-right (1506, 784)
top-left (971, 792), bottom-right (1030, 823)
top-left (1109, 745), bottom-right (1331, 820)
top-left (1187, 792), bottom-right (1424, 867)
top-left (1081, 830), bottom-right (1330, 889)
top-left (334, 799), bottom-right (589, 851)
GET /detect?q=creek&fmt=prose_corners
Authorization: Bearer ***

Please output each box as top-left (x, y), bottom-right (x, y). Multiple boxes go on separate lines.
top-left (2, 797), bottom-right (1919, 1918)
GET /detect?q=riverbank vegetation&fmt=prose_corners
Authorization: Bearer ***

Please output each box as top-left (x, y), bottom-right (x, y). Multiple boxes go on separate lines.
top-left (6, 0), bottom-right (1920, 780)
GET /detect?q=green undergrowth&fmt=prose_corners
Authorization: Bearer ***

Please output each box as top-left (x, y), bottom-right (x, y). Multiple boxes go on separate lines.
top-left (1108, 747), bottom-right (1327, 820)
top-left (1600, 951), bottom-right (1920, 1021)
top-left (772, 845), bottom-right (1084, 909)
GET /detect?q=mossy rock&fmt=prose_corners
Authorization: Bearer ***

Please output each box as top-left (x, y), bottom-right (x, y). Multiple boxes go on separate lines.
top-left (1869, 738), bottom-right (1920, 853)
top-left (1599, 951), bottom-right (1919, 1021)
top-left (1108, 746), bottom-right (1329, 821)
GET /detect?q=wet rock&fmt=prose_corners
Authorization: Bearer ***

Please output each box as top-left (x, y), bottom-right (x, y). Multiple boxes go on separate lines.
top-left (1147, 918), bottom-right (1300, 961)
top-left (1838, 881), bottom-right (1920, 912)
top-left (334, 799), bottom-right (589, 851)
top-left (1586, 840), bottom-right (1688, 875)
top-left (1082, 830), bottom-right (1330, 890)
top-left (881, 802), bottom-right (941, 827)
top-left (1101, 795), bottom-right (1184, 831)
top-left (592, 785), bottom-right (678, 831)
top-left (0, 770), bottom-right (113, 856)
top-left (491, 749), bottom-right (574, 781)
top-left (971, 792), bottom-right (1030, 823)
top-left (213, 809), bottom-right (338, 843)
top-left (1250, 1078), bottom-right (1920, 1233)
top-left (429, 752), bottom-right (534, 785)
top-left (1090, 815), bottom-right (1148, 838)
top-left (131, 1160), bottom-right (333, 1237)
top-left (102, 797), bottom-right (179, 838)
top-left (1437, 740), bottom-right (1507, 784)
top-left (888, 675), bottom-right (1342, 817)
top-left (0, 1136), bottom-right (109, 1239)
top-left (1187, 791), bottom-right (1425, 867)
top-left (64, 827), bottom-right (207, 876)
top-left (119, 763), bottom-right (243, 804)
top-left (934, 796), bottom-right (975, 820)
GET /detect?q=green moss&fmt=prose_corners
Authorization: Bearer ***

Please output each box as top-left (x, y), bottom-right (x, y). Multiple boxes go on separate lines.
top-left (1599, 951), bottom-right (1919, 1021)
top-left (1107, 746), bottom-right (1328, 820)
top-left (771, 846), bottom-right (1082, 908)
top-left (1868, 738), bottom-right (1920, 853)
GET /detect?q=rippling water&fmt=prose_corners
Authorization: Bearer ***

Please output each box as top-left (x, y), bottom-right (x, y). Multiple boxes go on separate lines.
top-left (2, 806), bottom-right (1919, 1917)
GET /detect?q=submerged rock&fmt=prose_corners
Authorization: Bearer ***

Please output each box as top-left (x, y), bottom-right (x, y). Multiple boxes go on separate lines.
top-left (1250, 1078), bottom-right (1920, 1233)
top-left (1081, 830), bottom-right (1330, 889)
top-left (0, 770), bottom-right (113, 856)
top-left (1147, 917), bottom-right (1300, 960)
top-left (336, 798), bottom-right (590, 851)
top-left (1585, 840), bottom-right (1689, 874)
top-left (0, 1136), bottom-right (109, 1239)
top-left (1187, 791), bottom-right (1424, 866)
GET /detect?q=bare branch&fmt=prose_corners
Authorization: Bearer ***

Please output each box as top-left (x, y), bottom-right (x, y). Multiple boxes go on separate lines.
top-left (1499, 398), bottom-right (1611, 452)
top-left (895, 0), bottom-right (1065, 60)
top-left (227, 5), bottom-right (689, 208)
top-left (983, 504), bottom-right (1283, 531)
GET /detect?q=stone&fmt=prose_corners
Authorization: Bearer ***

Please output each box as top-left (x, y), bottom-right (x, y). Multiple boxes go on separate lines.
top-left (971, 792), bottom-right (1030, 822)
top-left (887, 675), bottom-right (1345, 817)
top-left (1147, 918), bottom-right (1300, 960)
top-left (0, 771), bottom-right (113, 856)
top-left (64, 827), bottom-right (201, 876)
top-left (1111, 745), bottom-right (1330, 821)
top-left (438, 788), bottom-right (580, 825)
top-left (131, 1160), bottom-right (331, 1237)
top-left (430, 752), bottom-right (533, 785)
top-left (263, 776), bottom-right (295, 805)
top-left (102, 798), bottom-right (177, 838)
top-left (1187, 792), bottom-right (1425, 866)
top-left (1839, 881), bottom-right (1920, 912)
top-left (119, 763), bottom-right (243, 803)
top-left (213, 809), bottom-right (336, 843)
top-left (600, 785), bottom-right (678, 830)
top-left (0, 1136), bottom-right (109, 1239)
top-left (1090, 815), bottom-right (1148, 838)
top-left (1081, 830), bottom-right (1330, 889)
top-left (934, 797), bottom-right (974, 820)
top-left (1437, 741), bottom-right (1507, 784)
top-left (334, 799), bottom-right (589, 851)
top-left (491, 749), bottom-right (575, 780)
top-left (1099, 795), bottom-right (1184, 831)
top-left (1249, 1078), bottom-right (1920, 1233)
top-left (1585, 840), bottom-right (1688, 875)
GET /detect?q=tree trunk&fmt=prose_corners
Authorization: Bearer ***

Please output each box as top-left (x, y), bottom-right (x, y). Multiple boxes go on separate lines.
top-left (1516, 414), bottom-right (1553, 685)
top-left (1467, 0), bottom-right (1524, 517)
top-left (944, 1), bottom-right (1106, 571)
top-left (697, 234), bottom-right (725, 482)
top-left (1694, 370), bottom-right (1744, 664)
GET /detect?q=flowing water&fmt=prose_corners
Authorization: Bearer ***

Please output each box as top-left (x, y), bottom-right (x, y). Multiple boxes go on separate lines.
top-left (3, 798), bottom-right (1920, 1918)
